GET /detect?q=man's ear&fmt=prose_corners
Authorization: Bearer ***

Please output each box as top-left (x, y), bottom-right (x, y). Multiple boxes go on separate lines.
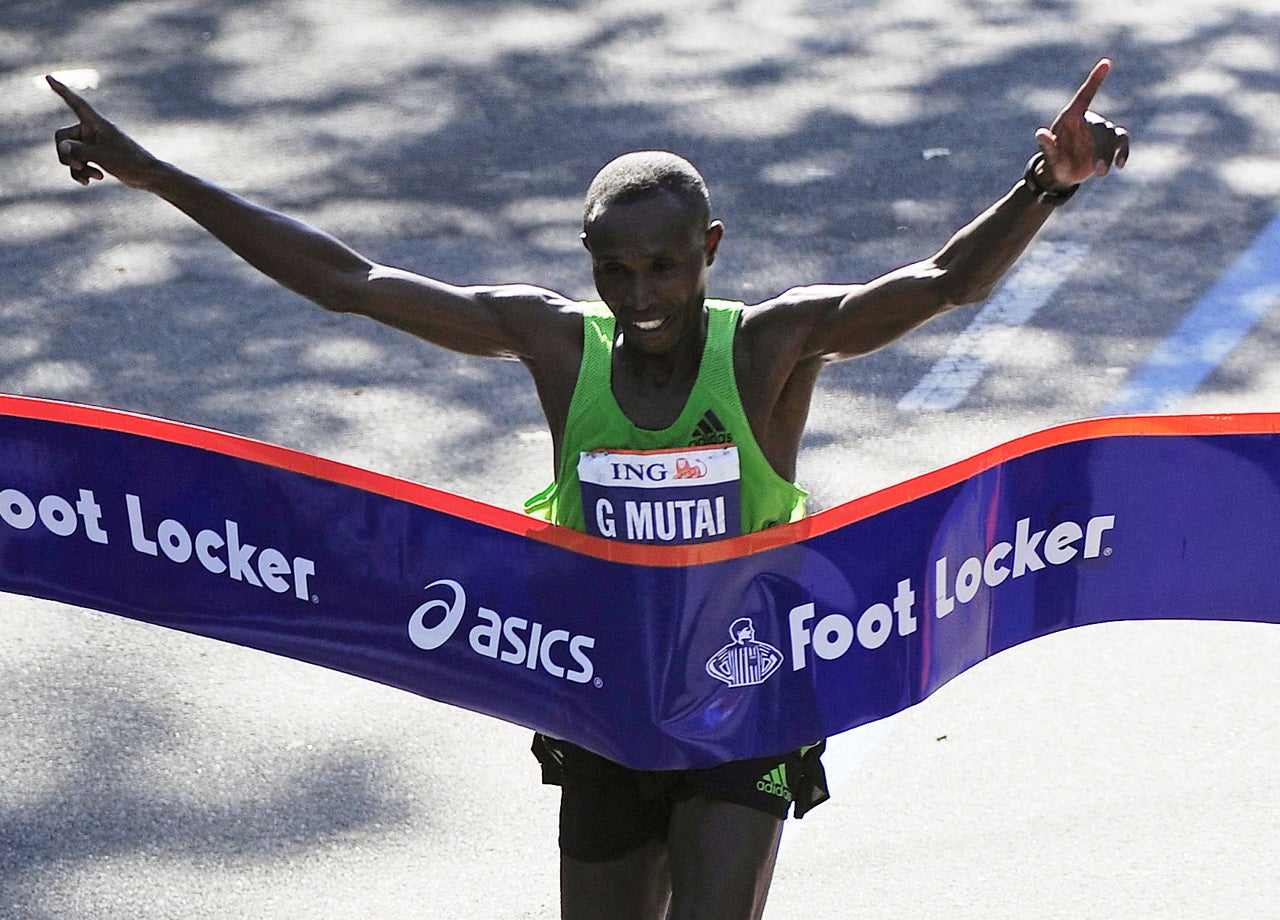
top-left (705, 220), bottom-right (724, 266)
top-left (580, 231), bottom-right (591, 252)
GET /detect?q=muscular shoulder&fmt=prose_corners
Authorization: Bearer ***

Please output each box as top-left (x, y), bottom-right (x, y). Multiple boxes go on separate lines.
top-left (476, 286), bottom-right (587, 438)
top-left (742, 284), bottom-right (851, 318)
top-left (727, 286), bottom-right (858, 478)
top-left (469, 283), bottom-right (585, 359)
top-left (737, 284), bottom-right (857, 363)
top-left (473, 283), bottom-right (583, 324)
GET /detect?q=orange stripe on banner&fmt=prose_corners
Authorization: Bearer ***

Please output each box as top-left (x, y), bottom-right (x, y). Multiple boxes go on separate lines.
top-left (0, 393), bottom-right (528, 535)
top-left (3, 394), bottom-right (1278, 568)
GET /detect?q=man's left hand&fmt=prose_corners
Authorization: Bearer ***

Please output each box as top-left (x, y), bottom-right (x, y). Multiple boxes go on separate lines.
top-left (1035, 58), bottom-right (1130, 190)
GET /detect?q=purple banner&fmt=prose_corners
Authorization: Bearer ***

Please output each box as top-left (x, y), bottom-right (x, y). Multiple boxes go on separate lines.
top-left (1, 396), bottom-right (1277, 769)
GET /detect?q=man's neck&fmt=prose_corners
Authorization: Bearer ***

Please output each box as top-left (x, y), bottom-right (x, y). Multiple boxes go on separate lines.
top-left (609, 307), bottom-right (708, 428)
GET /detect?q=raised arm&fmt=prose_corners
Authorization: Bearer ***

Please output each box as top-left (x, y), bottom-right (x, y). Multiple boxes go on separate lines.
top-left (756, 59), bottom-right (1129, 362)
top-left (48, 76), bottom-right (574, 360)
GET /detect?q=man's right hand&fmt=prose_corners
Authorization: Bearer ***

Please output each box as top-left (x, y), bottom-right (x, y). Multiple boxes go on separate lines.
top-left (49, 75), bottom-right (160, 189)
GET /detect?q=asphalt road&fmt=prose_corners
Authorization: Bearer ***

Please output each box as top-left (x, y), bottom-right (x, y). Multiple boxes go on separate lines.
top-left (3, 1), bottom-right (1280, 917)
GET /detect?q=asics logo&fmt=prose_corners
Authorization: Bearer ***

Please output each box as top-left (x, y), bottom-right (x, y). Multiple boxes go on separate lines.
top-left (409, 579), bottom-right (597, 684)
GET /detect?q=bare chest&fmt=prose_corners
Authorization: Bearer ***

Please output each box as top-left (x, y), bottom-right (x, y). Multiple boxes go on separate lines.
top-left (609, 360), bottom-right (698, 431)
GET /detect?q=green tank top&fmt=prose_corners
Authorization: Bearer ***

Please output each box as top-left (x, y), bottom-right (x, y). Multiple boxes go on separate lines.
top-left (525, 299), bottom-right (807, 540)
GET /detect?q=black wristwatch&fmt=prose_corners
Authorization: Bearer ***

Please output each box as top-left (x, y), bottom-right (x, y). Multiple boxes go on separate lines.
top-left (1023, 151), bottom-right (1080, 206)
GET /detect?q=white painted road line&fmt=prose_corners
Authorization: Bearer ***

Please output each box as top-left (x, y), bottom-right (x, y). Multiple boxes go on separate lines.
top-left (897, 242), bottom-right (1091, 412)
top-left (1105, 209), bottom-right (1280, 415)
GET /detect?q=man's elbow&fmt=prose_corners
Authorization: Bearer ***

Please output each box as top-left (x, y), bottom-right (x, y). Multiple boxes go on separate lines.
top-left (935, 270), bottom-right (997, 309)
top-left (298, 264), bottom-right (381, 316)
top-left (949, 280), bottom-right (998, 307)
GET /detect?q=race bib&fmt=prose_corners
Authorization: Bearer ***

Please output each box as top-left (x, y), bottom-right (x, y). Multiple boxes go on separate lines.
top-left (578, 445), bottom-right (741, 545)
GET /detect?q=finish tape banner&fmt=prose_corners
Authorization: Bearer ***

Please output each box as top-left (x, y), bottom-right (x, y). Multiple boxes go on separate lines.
top-left (2, 394), bottom-right (1278, 769)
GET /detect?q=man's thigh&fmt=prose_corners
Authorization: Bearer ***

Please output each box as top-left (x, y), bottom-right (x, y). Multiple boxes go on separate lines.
top-left (561, 838), bottom-right (671, 920)
top-left (665, 795), bottom-right (785, 920)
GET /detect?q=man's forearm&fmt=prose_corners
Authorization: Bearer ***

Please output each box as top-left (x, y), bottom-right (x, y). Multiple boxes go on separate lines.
top-left (931, 172), bottom-right (1062, 306)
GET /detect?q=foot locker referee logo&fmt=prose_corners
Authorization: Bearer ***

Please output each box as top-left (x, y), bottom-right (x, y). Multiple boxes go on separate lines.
top-left (705, 617), bottom-right (783, 687)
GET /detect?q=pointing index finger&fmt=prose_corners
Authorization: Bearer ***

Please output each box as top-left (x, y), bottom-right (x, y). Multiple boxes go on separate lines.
top-left (1063, 58), bottom-right (1111, 116)
top-left (46, 74), bottom-right (99, 122)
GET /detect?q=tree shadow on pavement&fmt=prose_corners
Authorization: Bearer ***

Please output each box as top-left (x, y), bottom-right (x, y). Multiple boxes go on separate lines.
top-left (0, 643), bottom-right (415, 917)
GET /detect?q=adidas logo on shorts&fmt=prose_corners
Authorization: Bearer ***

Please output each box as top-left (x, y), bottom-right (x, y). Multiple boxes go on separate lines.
top-left (756, 764), bottom-right (793, 802)
top-left (689, 410), bottom-right (733, 447)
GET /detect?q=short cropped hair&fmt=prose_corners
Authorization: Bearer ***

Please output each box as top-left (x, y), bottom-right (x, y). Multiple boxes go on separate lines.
top-left (583, 151), bottom-right (711, 231)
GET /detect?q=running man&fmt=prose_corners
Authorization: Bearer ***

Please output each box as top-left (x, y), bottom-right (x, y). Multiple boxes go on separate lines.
top-left (50, 58), bottom-right (1128, 920)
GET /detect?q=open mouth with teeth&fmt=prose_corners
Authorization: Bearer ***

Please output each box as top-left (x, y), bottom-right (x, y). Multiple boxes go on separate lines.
top-left (633, 318), bottom-right (667, 332)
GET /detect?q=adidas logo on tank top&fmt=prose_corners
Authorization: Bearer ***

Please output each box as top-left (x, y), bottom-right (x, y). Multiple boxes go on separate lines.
top-left (688, 409), bottom-right (733, 447)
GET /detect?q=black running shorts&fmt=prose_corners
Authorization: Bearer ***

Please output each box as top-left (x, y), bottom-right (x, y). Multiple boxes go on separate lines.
top-left (532, 734), bottom-right (829, 863)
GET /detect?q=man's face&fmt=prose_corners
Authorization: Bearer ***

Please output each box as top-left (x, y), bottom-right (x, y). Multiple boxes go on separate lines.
top-left (583, 190), bottom-right (722, 356)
